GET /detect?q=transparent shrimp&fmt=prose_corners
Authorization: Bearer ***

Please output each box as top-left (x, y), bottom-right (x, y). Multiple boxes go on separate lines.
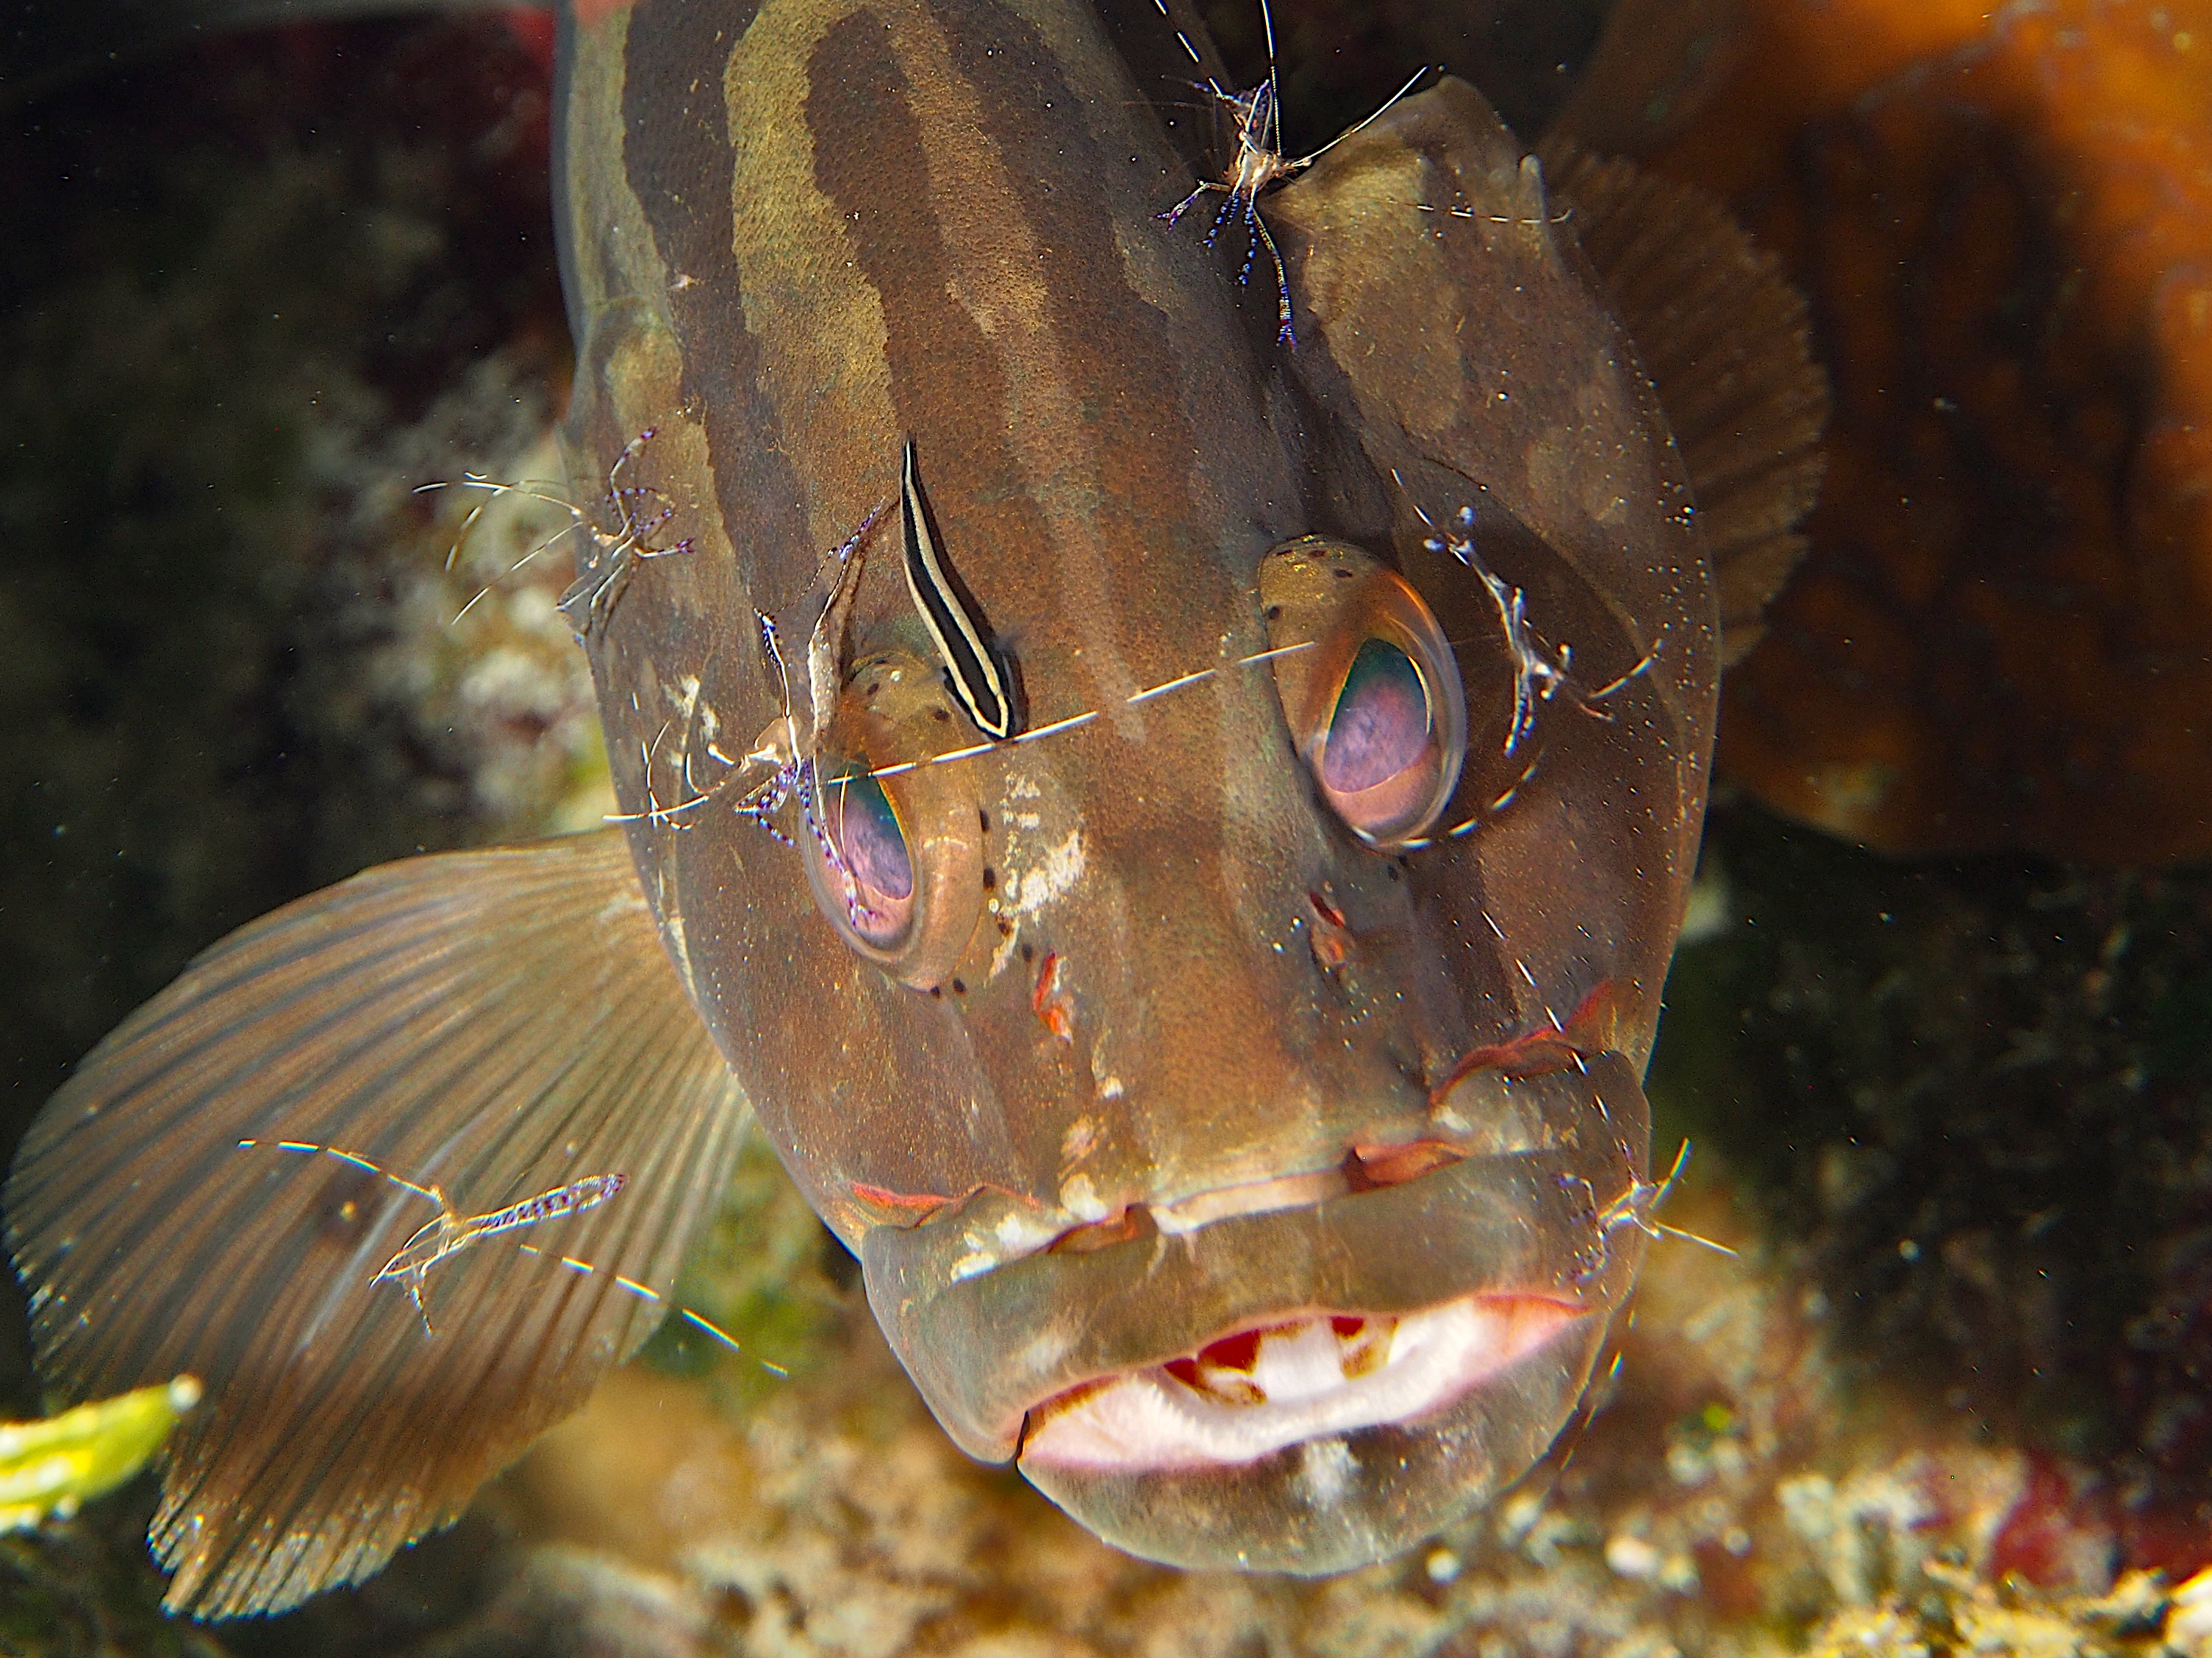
top-left (1153, 0), bottom-right (1428, 345)
top-left (235, 1139), bottom-right (776, 1371)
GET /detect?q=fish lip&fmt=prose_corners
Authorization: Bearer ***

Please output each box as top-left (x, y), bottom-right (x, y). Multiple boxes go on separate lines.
top-left (857, 1049), bottom-right (1649, 1471)
top-left (1043, 1136), bottom-right (1478, 1252)
top-left (1014, 1289), bottom-right (1592, 1476)
top-left (1016, 1293), bottom-right (1617, 1578)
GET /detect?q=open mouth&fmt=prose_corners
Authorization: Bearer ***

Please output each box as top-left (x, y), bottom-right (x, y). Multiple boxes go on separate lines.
top-left (857, 1050), bottom-right (1653, 1573)
top-left (1021, 1293), bottom-right (1584, 1473)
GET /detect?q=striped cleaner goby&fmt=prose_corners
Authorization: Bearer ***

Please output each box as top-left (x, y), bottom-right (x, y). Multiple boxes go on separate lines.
top-left (7, 0), bottom-right (1823, 1616)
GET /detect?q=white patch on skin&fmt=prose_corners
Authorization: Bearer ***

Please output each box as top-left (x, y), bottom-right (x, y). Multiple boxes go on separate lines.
top-left (643, 875), bottom-right (696, 1001)
top-left (1012, 830), bottom-right (1085, 916)
top-left (946, 1204), bottom-right (1070, 1285)
top-left (1060, 1118), bottom-right (1098, 1163)
top-left (1150, 1166), bottom-right (1350, 1235)
top-left (1059, 1174), bottom-right (1109, 1222)
top-left (1022, 1296), bottom-right (1582, 1474)
top-left (991, 1210), bottom-right (1062, 1255)
top-left (1088, 1037), bottom-right (1125, 1101)
top-left (657, 910), bottom-right (692, 988)
top-left (1298, 1439), bottom-right (1356, 1508)
top-left (1012, 1320), bottom-right (1079, 1382)
top-left (987, 917), bottom-right (1021, 985)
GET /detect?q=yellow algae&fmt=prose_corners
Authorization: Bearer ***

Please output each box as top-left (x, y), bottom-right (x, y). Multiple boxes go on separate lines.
top-left (0, 1377), bottom-right (200, 1532)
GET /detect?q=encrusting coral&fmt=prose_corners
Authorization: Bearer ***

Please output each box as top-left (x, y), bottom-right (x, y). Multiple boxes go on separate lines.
top-left (1578, 0), bottom-right (2212, 864)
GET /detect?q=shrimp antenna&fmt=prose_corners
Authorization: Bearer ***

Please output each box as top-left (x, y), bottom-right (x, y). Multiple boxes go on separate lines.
top-left (1599, 1141), bottom-right (1736, 1258)
top-left (1154, 0), bottom-right (1432, 345)
top-left (235, 1139), bottom-right (785, 1376)
top-left (415, 426), bottom-right (695, 641)
top-left (414, 473), bottom-right (589, 625)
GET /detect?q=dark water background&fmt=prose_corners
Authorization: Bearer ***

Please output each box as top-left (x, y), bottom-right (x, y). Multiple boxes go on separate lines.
top-left (0, 3), bottom-right (2208, 1652)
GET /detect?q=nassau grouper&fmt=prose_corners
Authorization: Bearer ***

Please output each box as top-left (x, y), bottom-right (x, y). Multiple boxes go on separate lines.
top-left (7, 0), bottom-right (1822, 1616)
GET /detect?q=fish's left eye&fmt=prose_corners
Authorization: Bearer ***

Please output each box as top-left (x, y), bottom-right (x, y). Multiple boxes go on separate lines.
top-left (815, 767), bottom-right (915, 950)
top-left (1261, 538), bottom-right (1467, 848)
top-left (801, 655), bottom-right (986, 987)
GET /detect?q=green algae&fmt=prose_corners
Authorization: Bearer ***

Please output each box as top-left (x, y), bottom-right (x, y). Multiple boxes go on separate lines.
top-left (638, 1121), bottom-right (852, 1402)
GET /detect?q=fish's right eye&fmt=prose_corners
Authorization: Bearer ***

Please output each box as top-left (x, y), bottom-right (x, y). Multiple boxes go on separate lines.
top-left (800, 655), bottom-right (987, 988)
top-left (1260, 538), bottom-right (1468, 848)
top-left (1315, 636), bottom-right (1446, 840)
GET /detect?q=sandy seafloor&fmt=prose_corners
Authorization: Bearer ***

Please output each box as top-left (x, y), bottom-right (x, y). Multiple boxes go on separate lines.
top-left (1, 6), bottom-right (2209, 1654)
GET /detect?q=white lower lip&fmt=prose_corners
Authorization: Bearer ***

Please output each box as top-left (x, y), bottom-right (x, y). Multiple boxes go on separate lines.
top-left (1019, 1294), bottom-right (1581, 1474)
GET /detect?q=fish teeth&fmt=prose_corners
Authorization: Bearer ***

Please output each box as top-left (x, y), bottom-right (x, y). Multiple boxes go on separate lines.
top-left (1164, 1315), bottom-right (1403, 1406)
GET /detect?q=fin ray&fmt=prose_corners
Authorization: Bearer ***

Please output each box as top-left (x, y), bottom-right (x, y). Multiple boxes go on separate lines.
top-left (7, 828), bottom-right (745, 1617)
top-left (1541, 141), bottom-right (1830, 666)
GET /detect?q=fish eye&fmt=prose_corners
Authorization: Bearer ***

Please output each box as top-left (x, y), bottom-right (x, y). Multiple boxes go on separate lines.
top-left (1261, 538), bottom-right (1467, 848)
top-left (812, 765), bottom-right (916, 950)
top-left (800, 654), bottom-right (987, 987)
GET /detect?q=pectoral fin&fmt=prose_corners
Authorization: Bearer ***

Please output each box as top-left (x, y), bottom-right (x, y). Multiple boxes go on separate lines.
top-left (1540, 140), bottom-right (1830, 666)
top-left (6, 828), bottom-right (745, 1618)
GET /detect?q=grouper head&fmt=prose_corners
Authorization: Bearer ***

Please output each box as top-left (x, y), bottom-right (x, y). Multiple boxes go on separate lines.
top-left (559, 0), bottom-right (1711, 1571)
top-left (5, 0), bottom-right (1751, 1616)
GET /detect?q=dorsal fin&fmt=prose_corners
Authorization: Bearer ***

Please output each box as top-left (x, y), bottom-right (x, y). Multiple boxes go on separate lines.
top-left (1540, 139), bottom-right (1829, 667)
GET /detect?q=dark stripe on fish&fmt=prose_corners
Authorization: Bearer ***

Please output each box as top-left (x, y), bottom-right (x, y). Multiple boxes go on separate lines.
top-left (620, 0), bottom-right (809, 587)
top-left (901, 437), bottom-right (1017, 740)
top-left (933, 0), bottom-right (1294, 657)
top-left (803, 4), bottom-right (1245, 719)
top-left (802, 9), bottom-right (1032, 526)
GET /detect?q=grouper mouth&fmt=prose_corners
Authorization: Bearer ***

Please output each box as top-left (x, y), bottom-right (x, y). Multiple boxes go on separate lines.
top-left (1019, 1293), bottom-right (1585, 1474)
top-left (859, 1052), bottom-right (1652, 1574)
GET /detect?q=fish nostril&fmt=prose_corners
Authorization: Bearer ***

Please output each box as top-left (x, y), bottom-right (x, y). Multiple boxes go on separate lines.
top-left (1428, 983), bottom-right (1622, 1106)
top-left (1032, 950), bottom-right (1075, 1042)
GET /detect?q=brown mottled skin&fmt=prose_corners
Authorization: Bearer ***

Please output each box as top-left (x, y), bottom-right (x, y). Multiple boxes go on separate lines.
top-left (4, 0), bottom-right (1724, 1609)
top-left (559, 0), bottom-right (1706, 1569)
